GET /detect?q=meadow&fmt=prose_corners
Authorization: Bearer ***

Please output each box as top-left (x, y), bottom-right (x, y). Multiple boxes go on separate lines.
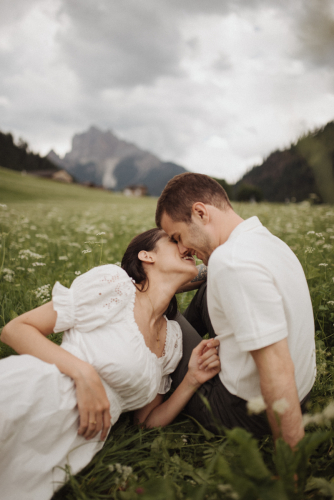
top-left (1, 166), bottom-right (334, 499)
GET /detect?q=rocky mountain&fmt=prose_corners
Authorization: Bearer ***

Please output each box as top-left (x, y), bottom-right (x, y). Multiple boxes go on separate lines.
top-left (47, 126), bottom-right (187, 196)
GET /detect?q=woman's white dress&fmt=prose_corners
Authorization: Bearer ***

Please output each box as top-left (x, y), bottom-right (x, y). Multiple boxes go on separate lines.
top-left (0, 265), bottom-right (182, 500)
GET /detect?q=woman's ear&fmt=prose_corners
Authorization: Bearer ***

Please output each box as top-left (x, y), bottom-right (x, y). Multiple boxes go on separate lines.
top-left (138, 250), bottom-right (155, 264)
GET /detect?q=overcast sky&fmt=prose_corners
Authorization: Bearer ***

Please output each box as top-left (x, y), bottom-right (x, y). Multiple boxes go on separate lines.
top-left (1, 0), bottom-right (334, 182)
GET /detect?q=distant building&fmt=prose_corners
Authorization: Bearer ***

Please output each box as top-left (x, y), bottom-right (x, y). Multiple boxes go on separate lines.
top-left (52, 170), bottom-right (73, 183)
top-left (123, 185), bottom-right (147, 197)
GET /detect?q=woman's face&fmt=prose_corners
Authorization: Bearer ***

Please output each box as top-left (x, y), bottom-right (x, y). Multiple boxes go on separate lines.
top-left (152, 234), bottom-right (198, 280)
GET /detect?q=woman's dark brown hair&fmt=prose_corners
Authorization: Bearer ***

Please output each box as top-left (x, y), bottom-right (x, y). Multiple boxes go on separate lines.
top-left (121, 228), bottom-right (178, 320)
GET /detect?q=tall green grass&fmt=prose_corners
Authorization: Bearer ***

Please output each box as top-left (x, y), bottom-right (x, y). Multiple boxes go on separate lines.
top-left (1, 167), bottom-right (334, 499)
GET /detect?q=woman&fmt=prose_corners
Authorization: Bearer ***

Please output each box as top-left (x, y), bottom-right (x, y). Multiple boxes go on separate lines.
top-left (0, 228), bottom-right (220, 500)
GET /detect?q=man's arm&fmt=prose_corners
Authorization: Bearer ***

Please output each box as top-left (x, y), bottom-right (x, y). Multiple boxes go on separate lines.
top-left (176, 264), bottom-right (207, 293)
top-left (250, 338), bottom-right (304, 448)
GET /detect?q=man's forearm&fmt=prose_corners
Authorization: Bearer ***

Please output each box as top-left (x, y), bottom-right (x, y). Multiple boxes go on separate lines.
top-left (261, 374), bottom-right (304, 447)
top-left (251, 339), bottom-right (304, 448)
top-left (176, 264), bottom-right (207, 293)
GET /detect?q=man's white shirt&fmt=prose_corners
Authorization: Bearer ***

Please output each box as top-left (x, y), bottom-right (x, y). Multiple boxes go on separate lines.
top-left (207, 216), bottom-right (316, 401)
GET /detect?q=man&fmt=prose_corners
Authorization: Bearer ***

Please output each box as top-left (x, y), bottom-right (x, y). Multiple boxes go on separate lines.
top-left (156, 172), bottom-right (316, 448)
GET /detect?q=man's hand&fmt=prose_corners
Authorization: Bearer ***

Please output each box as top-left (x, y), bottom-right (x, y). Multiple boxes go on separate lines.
top-left (251, 338), bottom-right (304, 448)
top-left (74, 364), bottom-right (111, 441)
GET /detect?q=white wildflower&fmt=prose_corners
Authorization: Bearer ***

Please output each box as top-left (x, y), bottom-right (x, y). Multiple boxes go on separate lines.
top-left (319, 263), bottom-right (328, 267)
top-left (16, 267), bottom-right (25, 271)
top-left (36, 234), bottom-right (49, 239)
top-left (75, 271), bottom-right (81, 275)
top-left (328, 301), bottom-right (334, 306)
top-left (315, 240), bottom-right (325, 246)
top-left (3, 274), bottom-right (14, 282)
top-left (307, 231), bottom-right (315, 234)
top-left (30, 225), bottom-right (37, 230)
top-left (27, 268), bottom-right (35, 273)
top-left (114, 261), bottom-right (121, 266)
top-left (108, 465), bottom-right (115, 472)
top-left (0, 204), bottom-right (7, 209)
top-left (82, 249), bottom-right (92, 254)
top-left (272, 398), bottom-right (290, 415)
top-left (327, 228), bottom-right (333, 232)
top-left (19, 249), bottom-right (44, 259)
top-left (2, 268), bottom-right (14, 274)
top-left (34, 284), bottom-right (51, 302)
top-left (316, 233), bottom-right (323, 237)
top-left (32, 262), bottom-right (46, 267)
top-left (247, 395), bottom-right (267, 414)
top-left (323, 402), bottom-right (334, 421)
top-left (115, 463), bottom-right (122, 474)
top-left (305, 247), bottom-right (315, 254)
top-left (59, 256), bottom-right (68, 261)
top-left (96, 232), bottom-right (106, 235)
top-left (68, 242), bottom-right (80, 248)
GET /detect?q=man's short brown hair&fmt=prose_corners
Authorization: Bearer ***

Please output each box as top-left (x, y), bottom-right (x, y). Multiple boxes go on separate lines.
top-left (155, 172), bottom-right (232, 227)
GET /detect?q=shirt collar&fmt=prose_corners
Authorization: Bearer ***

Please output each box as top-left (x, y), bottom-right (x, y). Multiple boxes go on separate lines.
top-left (227, 216), bottom-right (262, 242)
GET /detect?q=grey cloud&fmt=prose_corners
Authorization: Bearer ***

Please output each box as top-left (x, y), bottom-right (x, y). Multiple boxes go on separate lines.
top-left (57, 0), bottom-right (184, 90)
top-left (212, 53), bottom-right (233, 72)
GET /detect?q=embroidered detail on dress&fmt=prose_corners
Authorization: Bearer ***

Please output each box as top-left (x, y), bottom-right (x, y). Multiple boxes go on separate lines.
top-left (101, 274), bottom-right (124, 309)
top-left (101, 274), bottom-right (120, 284)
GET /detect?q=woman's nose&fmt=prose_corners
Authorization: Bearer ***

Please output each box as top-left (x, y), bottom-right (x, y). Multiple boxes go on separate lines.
top-left (178, 242), bottom-right (189, 255)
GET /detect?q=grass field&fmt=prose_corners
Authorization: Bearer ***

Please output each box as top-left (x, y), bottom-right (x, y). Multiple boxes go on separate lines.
top-left (1, 166), bottom-right (334, 499)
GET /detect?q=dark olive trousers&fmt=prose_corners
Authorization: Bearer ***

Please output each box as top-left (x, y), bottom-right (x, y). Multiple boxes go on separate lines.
top-left (173, 284), bottom-right (310, 439)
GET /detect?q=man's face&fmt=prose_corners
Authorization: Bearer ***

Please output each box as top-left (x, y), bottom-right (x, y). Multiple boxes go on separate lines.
top-left (160, 212), bottom-right (215, 266)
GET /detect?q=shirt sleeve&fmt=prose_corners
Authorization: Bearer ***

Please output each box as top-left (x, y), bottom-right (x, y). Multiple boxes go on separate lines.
top-left (158, 320), bottom-right (183, 394)
top-left (213, 259), bottom-right (288, 351)
top-left (52, 265), bottom-right (133, 333)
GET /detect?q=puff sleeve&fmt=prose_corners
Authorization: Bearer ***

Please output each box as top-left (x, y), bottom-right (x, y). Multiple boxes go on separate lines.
top-left (52, 265), bottom-right (134, 334)
top-left (158, 320), bottom-right (183, 394)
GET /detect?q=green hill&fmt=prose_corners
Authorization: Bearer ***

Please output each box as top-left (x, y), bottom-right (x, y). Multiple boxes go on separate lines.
top-left (233, 121), bottom-right (334, 204)
top-left (0, 166), bottom-right (154, 206)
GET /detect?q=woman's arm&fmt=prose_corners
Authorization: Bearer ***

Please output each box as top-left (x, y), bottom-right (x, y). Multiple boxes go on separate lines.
top-left (1, 301), bottom-right (111, 440)
top-left (176, 264), bottom-right (207, 294)
top-left (135, 338), bottom-right (220, 428)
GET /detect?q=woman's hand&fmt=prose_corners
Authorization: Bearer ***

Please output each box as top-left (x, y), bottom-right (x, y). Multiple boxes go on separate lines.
top-left (186, 338), bottom-right (221, 388)
top-left (74, 364), bottom-right (111, 441)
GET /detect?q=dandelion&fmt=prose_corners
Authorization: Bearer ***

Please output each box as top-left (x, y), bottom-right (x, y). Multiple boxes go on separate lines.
top-left (59, 256), bottom-right (68, 261)
top-left (272, 398), bottom-right (289, 415)
top-left (247, 395), bottom-right (267, 414)
top-left (82, 249), bottom-right (92, 254)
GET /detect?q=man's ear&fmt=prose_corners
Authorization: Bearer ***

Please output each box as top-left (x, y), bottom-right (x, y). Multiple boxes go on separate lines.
top-left (138, 250), bottom-right (155, 264)
top-left (191, 202), bottom-right (209, 224)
